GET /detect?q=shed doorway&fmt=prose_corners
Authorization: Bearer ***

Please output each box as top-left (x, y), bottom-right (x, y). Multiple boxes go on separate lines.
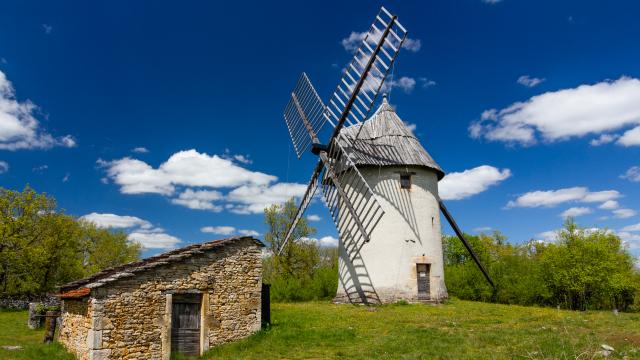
top-left (416, 264), bottom-right (430, 300)
top-left (171, 293), bottom-right (201, 357)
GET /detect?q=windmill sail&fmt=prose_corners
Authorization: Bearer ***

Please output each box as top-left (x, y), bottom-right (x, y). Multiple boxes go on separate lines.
top-left (324, 6), bottom-right (407, 138)
top-left (284, 73), bottom-right (328, 158)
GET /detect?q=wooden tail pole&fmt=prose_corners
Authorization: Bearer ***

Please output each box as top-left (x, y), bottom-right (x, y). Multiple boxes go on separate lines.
top-left (439, 200), bottom-right (495, 289)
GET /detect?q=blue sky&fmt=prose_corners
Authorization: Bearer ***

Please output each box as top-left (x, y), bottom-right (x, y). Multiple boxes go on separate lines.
top-left (1, 0), bottom-right (639, 258)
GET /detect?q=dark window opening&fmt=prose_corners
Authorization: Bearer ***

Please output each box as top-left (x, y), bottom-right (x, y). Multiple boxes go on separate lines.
top-left (400, 174), bottom-right (412, 189)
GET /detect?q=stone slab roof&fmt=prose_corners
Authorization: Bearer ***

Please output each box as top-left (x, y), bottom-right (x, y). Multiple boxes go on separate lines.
top-left (339, 96), bottom-right (445, 180)
top-left (59, 236), bottom-right (264, 294)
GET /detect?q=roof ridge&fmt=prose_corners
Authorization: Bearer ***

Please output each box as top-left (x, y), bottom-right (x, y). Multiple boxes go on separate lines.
top-left (59, 236), bottom-right (264, 293)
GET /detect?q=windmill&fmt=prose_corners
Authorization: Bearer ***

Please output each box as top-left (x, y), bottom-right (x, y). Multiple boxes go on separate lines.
top-left (280, 6), bottom-right (494, 304)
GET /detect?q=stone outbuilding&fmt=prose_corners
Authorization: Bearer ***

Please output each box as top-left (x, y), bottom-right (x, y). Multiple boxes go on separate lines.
top-left (57, 236), bottom-right (264, 360)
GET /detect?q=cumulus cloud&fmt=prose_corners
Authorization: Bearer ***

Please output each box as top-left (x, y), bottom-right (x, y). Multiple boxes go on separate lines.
top-left (200, 226), bottom-right (259, 237)
top-left (99, 149), bottom-right (276, 195)
top-left (225, 183), bottom-right (308, 214)
top-left (0, 161), bottom-right (7, 174)
top-left (618, 126), bottom-right (640, 146)
top-left (517, 75), bottom-right (545, 88)
top-left (470, 77), bottom-right (640, 146)
top-left (621, 166), bottom-right (640, 182)
top-left (419, 77), bottom-right (437, 88)
top-left (560, 207), bottom-right (592, 218)
top-left (80, 212), bottom-right (152, 229)
top-left (439, 165), bottom-right (511, 200)
top-left (599, 200), bottom-right (620, 210)
top-left (81, 212), bottom-right (180, 250)
top-left (100, 150), bottom-right (307, 215)
top-left (132, 147), bottom-right (149, 154)
top-left (506, 187), bottom-right (620, 208)
top-left (590, 134), bottom-right (618, 146)
top-left (613, 208), bottom-right (637, 219)
top-left (303, 236), bottom-right (339, 247)
top-left (171, 189), bottom-right (223, 211)
top-left (483, 0), bottom-right (503, 4)
top-left (383, 76), bottom-right (416, 94)
top-left (42, 24), bottom-right (52, 34)
top-left (403, 121), bottom-right (417, 132)
top-left (0, 70), bottom-right (76, 150)
top-left (127, 232), bottom-right (181, 250)
top-left (307, 214), bottom-right (321, 222)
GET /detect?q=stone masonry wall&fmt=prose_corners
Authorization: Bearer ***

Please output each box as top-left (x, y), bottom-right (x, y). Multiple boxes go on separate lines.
top-left (58, 298), bottom-right (92, 360)
top-left (61, 239), bottom-right (262, 360)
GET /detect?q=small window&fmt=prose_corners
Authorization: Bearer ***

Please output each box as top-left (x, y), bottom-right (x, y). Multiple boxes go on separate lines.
top-left (400, 174), bottom-right (411, 189)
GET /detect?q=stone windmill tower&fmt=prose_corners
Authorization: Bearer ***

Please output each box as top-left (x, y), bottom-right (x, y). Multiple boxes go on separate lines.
top-left (279, 7), bottom-right (493, 304)
top-left (333, 95), bottom-right (447, 303)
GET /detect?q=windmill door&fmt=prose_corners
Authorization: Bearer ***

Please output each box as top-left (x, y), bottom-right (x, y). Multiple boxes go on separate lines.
top-left (171, 294), bottom-right (201, 357)
top-left (417, 264), bottom-right (430, 300)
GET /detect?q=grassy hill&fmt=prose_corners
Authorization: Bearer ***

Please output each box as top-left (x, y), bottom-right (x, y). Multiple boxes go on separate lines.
top-left (1, 300), bottom-right (639, 359)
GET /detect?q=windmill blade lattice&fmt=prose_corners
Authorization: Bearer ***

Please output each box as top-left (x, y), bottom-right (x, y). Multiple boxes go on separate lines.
top-left (320, 135), bottom-right (385, 260)
top-left (284, 73), bottom-right (327, 158)
top-left (324, 7), bottom-right (407, 137)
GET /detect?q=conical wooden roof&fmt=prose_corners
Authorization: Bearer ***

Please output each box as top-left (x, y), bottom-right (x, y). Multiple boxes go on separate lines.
top-left (339, 96), bottom-right (444, 180)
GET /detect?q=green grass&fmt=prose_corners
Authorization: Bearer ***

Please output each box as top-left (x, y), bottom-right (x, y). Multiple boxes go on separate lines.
top-left (0, 309), bottom-right (73, 360)
top-left (2, 300), bottom-right (639, 359)
top-left (205, 299), bottom-right (640, 360)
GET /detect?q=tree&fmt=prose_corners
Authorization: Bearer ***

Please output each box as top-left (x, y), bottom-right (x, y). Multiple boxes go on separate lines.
top-left (0, 186), bottom-right (141, 296)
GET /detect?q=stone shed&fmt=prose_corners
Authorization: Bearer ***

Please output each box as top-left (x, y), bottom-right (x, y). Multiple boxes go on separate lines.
top-left (57, 236), bottom-right (264, 360)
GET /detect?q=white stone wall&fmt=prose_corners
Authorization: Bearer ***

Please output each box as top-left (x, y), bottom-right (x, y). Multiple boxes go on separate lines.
top-left (335, 165), bottom-right (447, 304)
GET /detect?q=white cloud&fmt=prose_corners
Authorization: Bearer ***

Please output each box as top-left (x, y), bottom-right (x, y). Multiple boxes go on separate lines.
top-left (226, 183), bottom-right (308, 214)
top-left (618, 126), bottom-right (640, 146)
top-left (132, 147), bottom-right (149, 154)
top-left (483, 0), bottom-right (503, 4)
top-left (383, 76), bottom-right (416, 94)
top-left (62, 173), bottom-right (70, 183)
top-left (0, 70), bottom-right (76, 151)
top-left (621, 223), bottom-right (640, 232)
top-left (233, 155), bottom-right (252, 164)
top-left (560, 207), bottom-right (592, 218)
top-left (80, 212), bottom-right (152, 229)
top-left (507, 187), bottom-right (621, 208)
top-left (599, 200), bottom-right (620, 210)
top-left (42, 24), bottom-right (52, 34)
top-left (303, 236), bottom-right (339, 247)
top-left (621, 166), bottom-right (640, 182)
top-left (239, 229), bottom-right (260, 237)
top-left (613, 208), bottom-right (637, 219)
top-left (200, 226), bottom-right (259, 237)
top-left (307, 214), bottom-right (321, 222)
top-left (403, 121), bottom-right (417, 132)
top-left (590, 134), bottom-right (618, 146)
top-left (517, 75), bottom-right (545, 88)
top-left (341, 31), bottom-right (421, 53)
top-left (618, 232), bottom-right (640, 249)
top-left (474, 226), bottom-right (493, 233)
top-left (81, 212), bottom-right (180, 250)
top-left (419, 77), bottom-right (437, 88)
top-left (0, 161), bottom-right (7, 174)
top-left (99, 149), bottom-right (276, 195)
top-left (201, 226), bottom-right (236, 235)
top-left (171, 189), bottom-right (223, 211)
top-left (439, 165), bottom-right (511, 200)
top-left (127, 232), bottom-right (181, 250)
top-left (535, 230), bottom-right (558, 243)
top-left (470, 77), bottom-right (640, 146)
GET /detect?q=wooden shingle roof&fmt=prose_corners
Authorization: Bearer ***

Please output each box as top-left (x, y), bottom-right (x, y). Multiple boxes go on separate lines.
top-left (339, 96), bottom-right (445, 180)
top-left (59, 236), bottom-right (264, 294)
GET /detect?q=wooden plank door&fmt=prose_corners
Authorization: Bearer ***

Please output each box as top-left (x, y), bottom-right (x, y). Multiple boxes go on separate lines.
top-left (171, 294), bottom-right (201, 357)
top-left (417, 264), bottom-right (430, 300)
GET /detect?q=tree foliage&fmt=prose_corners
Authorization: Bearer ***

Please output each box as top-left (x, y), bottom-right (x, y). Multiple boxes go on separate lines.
top-left (444, 220), bottom-right (640, 311)
top-left (0, 186), bottom-right (141, 296)
top-left (262, 198), bottom-right (338, 302)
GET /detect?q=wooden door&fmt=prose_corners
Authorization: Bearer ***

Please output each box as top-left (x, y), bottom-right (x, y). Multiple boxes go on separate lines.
top-left (417, 264), bottom-right (430, 300)
top-left (171, 294), bottom-right (201, 356)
